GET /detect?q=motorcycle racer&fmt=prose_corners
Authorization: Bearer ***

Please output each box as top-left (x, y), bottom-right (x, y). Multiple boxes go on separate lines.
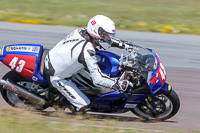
top-left (44, 15), bottom-right (132, 112)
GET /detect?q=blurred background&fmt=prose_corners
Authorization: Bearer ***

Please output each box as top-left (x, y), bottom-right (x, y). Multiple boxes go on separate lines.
top-left (0, 0), bottom-right (200, 34)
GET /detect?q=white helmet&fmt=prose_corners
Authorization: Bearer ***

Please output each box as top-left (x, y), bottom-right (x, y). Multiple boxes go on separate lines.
top-left (87, 15), bottom-right (116, 49)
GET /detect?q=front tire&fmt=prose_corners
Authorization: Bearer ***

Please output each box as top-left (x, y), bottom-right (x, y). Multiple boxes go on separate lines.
top-left (132, 90), bottom-right (180, 121)
top-left (0, 71), bottom-right (49, 110)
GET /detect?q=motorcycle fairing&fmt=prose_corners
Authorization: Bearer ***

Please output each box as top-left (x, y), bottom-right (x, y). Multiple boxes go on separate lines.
top-left (147, 50), bottom-right (171, 95)
top-left (89, 90), bottom-right (148, 110)
top-left (96, 50), bottom-right (120, 77)
top-left (3, 54), bottom-right (36, 79)
top-left (0, 44), bottom-right (48, 84)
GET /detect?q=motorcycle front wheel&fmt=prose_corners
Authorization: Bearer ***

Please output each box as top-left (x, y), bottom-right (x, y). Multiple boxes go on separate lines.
top-left (132, 90), bottom-right (180, 121)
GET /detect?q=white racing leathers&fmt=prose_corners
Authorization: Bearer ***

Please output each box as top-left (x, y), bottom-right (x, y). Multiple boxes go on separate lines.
top-left (44, 29), bottom-right (116, 111)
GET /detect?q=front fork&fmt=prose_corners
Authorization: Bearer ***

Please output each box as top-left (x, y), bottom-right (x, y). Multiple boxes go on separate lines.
top-left (143, 83), bottom-right (172, 113)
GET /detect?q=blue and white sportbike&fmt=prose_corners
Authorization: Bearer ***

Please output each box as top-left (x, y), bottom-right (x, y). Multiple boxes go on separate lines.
top-left (0, 43), bottom-right (180, 121)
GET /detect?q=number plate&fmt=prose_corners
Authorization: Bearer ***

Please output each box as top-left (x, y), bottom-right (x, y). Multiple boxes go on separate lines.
top-left (3, 55), bottom-right (36, 79)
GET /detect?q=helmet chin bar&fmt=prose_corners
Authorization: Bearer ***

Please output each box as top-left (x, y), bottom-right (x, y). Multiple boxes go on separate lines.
top-left (92, 38), bottom-right (106, 50)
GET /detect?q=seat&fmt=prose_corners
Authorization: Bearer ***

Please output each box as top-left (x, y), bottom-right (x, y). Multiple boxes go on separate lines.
top-left (39, 49), bottom-right (49, 77)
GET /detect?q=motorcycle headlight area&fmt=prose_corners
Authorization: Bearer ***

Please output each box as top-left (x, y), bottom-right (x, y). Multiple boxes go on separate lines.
top-left (119, 50), bottom-right (157, 71)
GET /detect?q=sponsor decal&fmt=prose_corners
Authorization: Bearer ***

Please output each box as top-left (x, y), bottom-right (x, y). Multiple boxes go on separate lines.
top-left (11, 86), bottom-right (18, 92)
top-left (91, 20), bottom-right (96, 25)
top-left (150, 76), bottom-right (157, 84)
top-left (58, 82), bottom-right (76, 99)
top-left (155, 62), bottom-right (166, 85)
top-left (32, 46), bottom-right (40, 53)
top-left (168, 84), bottom-right (172, 91)
top-left (124, 104), bottom-right (137, 108)
top-left (6, 46), bottom-right (9, 52)
top-left (9, 46), bottom-right (32, 52)
top-left (63, 39), bottom-right (79, 45)
top-left (154, 54), bottom-right (167, 85)
top-left (148, 97), bottom-right (152, 102)
top-left (7, 46), bottom-right (40, 53)
top-left (32, 76), bottom-right (38, 81)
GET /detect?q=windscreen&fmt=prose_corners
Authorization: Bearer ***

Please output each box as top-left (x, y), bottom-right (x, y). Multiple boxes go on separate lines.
top-left (120, 44), bottom-right (157, 71)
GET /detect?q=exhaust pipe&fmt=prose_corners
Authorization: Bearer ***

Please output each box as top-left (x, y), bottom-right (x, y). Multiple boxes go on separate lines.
top-left (0, 79), bottom-right (46, 106)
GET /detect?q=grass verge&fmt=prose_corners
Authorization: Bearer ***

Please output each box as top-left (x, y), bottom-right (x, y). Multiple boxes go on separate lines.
top-left (0, 108), bottom-right (147, 133)
top-left (0, 0), bottom-right (199, 35)
top-left (0, 108), bottom-right (199, 133)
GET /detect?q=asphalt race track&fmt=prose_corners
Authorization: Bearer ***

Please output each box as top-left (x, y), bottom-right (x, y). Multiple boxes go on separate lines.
top-left (0, 22), bottom-right (200, 131)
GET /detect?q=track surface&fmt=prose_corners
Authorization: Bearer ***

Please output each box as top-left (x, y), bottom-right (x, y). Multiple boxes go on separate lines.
top-left (0, 22), bottom-right (200, 131)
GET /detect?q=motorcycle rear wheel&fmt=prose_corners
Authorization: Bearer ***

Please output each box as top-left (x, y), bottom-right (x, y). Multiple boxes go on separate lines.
top-left (132, 90), bottom-right (180, 121)
top-left (0, 71), bottom-right (49, 111)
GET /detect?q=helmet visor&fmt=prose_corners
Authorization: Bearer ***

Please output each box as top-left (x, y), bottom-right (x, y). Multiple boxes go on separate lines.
top-left (98, 27), bottom-right (115, 45)
top-left (103, 32), bottom-right (115, 44)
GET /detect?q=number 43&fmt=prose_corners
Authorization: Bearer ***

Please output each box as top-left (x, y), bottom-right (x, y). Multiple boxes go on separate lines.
top-left (9, 57), bottom-right (26, 72)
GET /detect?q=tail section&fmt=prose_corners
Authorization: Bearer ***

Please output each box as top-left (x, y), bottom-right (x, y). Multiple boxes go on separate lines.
top-left (0, 44), bottom-right (48, 84)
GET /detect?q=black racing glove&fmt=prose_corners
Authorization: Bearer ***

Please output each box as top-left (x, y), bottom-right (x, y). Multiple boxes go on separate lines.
top-left (111, 38), bottom-right (133, 49)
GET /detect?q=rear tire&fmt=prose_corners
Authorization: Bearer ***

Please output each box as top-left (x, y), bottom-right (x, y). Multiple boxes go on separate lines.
top-left (0, 71), bottom-right (49, 110)
top-left (132, 90), bottom-right (180, 121)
